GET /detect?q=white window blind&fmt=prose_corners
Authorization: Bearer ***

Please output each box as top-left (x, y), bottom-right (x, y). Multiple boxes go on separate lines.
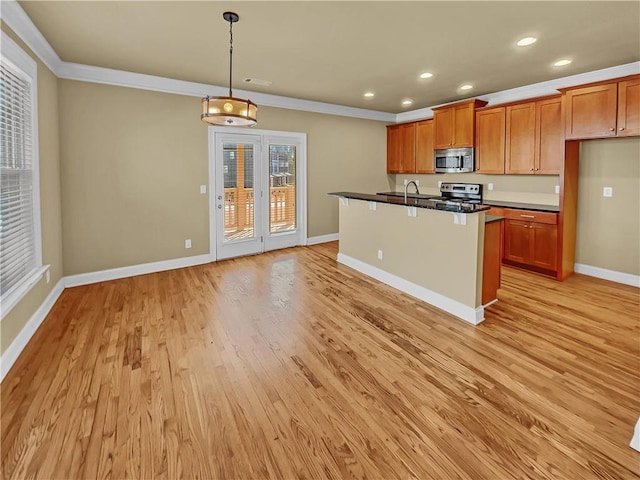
top-left (0, 58), bottom-right (38, 299)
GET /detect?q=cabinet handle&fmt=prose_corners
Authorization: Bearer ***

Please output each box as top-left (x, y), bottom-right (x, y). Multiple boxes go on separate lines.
top-left (609, 127), bottom-right (615, 132)
top-left (520, 214), bottom-right (535, 218)
top-left (619, 127), bottom-right (625, 131)
top-left (530, 168), bottom-right (534, 171)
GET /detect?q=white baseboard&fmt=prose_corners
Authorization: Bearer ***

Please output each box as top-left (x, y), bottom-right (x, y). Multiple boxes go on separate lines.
top-left (64, 254), bottom-right (212, 288)
top-left (631, 418), bottom-right (640, 452)
top-left (306, 233), bottom-right (339, 246)
top-left (337, 253), bottom-right (484, 325)
top-left (629, 418), bottom-right (640, 452)
top-left (0, 279), bottom-right (65, 382)
top-left (574, 263), bottom-right (640, 288)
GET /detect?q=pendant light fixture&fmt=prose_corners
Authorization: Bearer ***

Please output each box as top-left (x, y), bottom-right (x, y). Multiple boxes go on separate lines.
top-left (201, 12), bottom-right (257, 126)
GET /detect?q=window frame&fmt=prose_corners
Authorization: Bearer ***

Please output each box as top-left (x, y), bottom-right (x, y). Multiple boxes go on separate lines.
top-left (0, 31), bottom-right (47, 320)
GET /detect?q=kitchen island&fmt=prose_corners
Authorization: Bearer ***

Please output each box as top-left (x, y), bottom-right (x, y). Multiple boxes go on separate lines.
top-left (329, 192), bottom-right (501, 325)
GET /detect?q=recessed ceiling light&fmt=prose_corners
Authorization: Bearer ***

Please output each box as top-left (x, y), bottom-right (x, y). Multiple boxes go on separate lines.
top-left (419, 72), bottom-right (433, 79)
top-left (460, 84), bottom-right (473, 91)
top-left (402, 99), bottom-right (413, 106)
top-left (364, 92), bottom-right (375, 97)
top-left (553, 59), bottom-right (572, 67)
top-left (517, 36), bottom-right (537, 47)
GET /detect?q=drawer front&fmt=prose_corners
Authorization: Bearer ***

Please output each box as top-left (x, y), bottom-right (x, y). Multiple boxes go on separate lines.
top-left (503, 208), bottom-right (557, 224)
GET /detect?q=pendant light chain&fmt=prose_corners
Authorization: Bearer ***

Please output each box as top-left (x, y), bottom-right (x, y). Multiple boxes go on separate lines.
top-left (228, 19), bottom-right (233, 98)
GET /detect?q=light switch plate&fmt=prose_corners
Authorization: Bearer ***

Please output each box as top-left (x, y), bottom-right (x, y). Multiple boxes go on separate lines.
top-left (185, 239), bottom-right (192, 249)
top-left (603, 187), bottom-right (613, 197)
top-left (377, 250), bottom-right (383, 260)
top-left (368, 201), bottom-right (377, 211)
top-left (488, 183), bottom-right (494, 191)
top-left (555, 185), bottom-right (560, 194)
top-left (200, 185), bottom-right (207, 194)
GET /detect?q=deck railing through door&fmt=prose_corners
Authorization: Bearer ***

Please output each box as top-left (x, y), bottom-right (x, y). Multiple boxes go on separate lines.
top-left (224, 186), bottom-right (295, 232)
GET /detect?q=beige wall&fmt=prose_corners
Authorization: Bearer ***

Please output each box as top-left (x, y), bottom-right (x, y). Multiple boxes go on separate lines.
top-left (58, 81), bottom-right (210, 275)
top-left (1, 24), bottom-right (64, 354)
top-left (393, 173), bottom-right (560, 206)
top-left (58, 80), bottom-right (389, 275)
top-left (576, 137), bottom-right (640, 275)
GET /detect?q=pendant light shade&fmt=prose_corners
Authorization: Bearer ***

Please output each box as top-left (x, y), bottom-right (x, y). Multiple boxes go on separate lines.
top-left (201, 12), bottom-right (257, 127)
top-left (201, 96), bottom-right (257, 126)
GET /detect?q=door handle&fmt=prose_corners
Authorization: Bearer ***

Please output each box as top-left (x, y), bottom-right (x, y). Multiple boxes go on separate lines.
top-left (217, 205), bottom-right (222, 209)
top-left (217, 195), bottom-right (223, 200)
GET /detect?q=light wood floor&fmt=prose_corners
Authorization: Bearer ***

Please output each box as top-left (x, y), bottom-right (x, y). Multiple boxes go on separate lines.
top-left (2, 242), bottom-right (639, 479)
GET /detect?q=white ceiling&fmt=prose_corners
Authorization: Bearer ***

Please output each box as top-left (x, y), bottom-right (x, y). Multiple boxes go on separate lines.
top-left (17, 1), bottom-right (640, 113)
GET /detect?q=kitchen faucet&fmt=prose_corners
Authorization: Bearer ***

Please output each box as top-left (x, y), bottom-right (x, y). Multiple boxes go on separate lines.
top-left (404, 180), bottom-right (420, 203)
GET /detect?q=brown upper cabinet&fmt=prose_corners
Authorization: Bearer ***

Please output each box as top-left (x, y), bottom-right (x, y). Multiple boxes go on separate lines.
top-left (535, 97), bottom-right (563, 174)
top-left (475, 96), bottom-right (562, 175)
top-left (561, 75), bottom-right (640, 139)
top-left (433, 99), bottom-right (487, 149)
top-left (475, 107), bottom-right (505, 174)
top-left (505, 96), bottom-right (562, 175)
top-left (505, 102), bottom-right (536, 174)
top-left (386, 123), bottom-right (416, 174)
top-left (415, 120), bottom-right (434, 173)
top-left (618, 77), bottom-right (640, 136)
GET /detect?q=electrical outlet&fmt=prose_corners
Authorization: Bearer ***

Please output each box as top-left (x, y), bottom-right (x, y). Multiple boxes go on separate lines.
top-left (377, 249), bottom-right (383, 260)
top-left (438, 180), bottom-right (443, 188)
top-left (415, 180), bottom-right (419, 186)
top-left (555, 185), bottom-right (560, 194)
top-left (46, 270), bottom-right (50, 284)
top-left (603, 187), bottom-right (613, 197)
top-left (200, 185), bottom-right (207, 194)
top-left (404, 179), bottom-right (409, 186)
top-left (185, 239), bottom-right (192, 249)
top-left (488, 183), bottom-right (494, 191)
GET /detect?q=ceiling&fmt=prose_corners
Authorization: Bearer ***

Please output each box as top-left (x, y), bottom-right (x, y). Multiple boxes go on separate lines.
top-left (18, 1), bottom-right (640, 114)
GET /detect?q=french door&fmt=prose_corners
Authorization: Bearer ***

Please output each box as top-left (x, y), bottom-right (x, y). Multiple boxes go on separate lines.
top-left (211, 130), bottom-right (306, 260)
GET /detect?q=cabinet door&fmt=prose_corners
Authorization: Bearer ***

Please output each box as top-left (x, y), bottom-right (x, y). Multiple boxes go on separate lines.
top-left (398, 123), bottom-right (416, 173)
top-left (387, 124), bottom-right (416, 173)
top-left (387, 125), bottom-right (402, 173)
top-left (415, 120), bottom-right (434, 173)
top-left (505, 102), bottom-right (536, 174)
top-left (452, 102), bottom-right (475, 147)
top-left (530, 223), bottom-right (558, 271)
top-left (535, 98), bottom-right (563, 174)
top-left (434, 108), bottom-right (454, 148)
top-left (617, 78), bottom-right (640, 136)
top-left (564, 83), bottom-right (618, 139)
top-left (476, 107), bottom-right (505, 174)
top-left (504, 219), bottom-right (530, 264)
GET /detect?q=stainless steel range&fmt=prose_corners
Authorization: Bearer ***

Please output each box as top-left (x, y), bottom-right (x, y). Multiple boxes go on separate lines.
top-left (425, 182), bottom-right (483, 211)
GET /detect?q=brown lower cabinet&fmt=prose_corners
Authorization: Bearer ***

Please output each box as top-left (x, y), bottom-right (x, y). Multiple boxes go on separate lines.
top-left (504, 219), bottom-right (558, 273)
top-left (486, 207), bottom-right (559, 277)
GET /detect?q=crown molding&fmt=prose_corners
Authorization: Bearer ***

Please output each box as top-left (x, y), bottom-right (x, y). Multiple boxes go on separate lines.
top-left (3, 0), bottom-right (639, 125)
top-left (57, 62), bottom-right (397, 122)
top-left (0, 0), bottom-right (62, 73)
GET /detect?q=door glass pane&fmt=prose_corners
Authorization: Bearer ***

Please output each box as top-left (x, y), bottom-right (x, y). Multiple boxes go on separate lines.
top-left (269, 144), bottom-right (296, 234)
top-left (223, 143), bottom-right (254, 241)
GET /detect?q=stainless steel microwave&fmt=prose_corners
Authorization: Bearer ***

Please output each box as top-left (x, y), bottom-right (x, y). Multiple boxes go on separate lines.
top-left (434, 147), bottom-right (475, 173)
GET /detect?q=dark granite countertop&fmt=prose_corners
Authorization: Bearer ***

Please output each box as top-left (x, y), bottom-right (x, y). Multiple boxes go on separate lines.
top-left (377, 192), bottom-right (559, 213)
top-left (328, 192), bottom-right (490, 214)
top-left (485, 215), bottom-right (504, 224)
top-left (482, 200), bottom-right (559, 213)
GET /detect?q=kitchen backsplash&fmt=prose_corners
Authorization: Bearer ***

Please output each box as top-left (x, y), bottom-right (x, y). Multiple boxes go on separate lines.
top-left (391, 173), bottom-right (560, 206)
